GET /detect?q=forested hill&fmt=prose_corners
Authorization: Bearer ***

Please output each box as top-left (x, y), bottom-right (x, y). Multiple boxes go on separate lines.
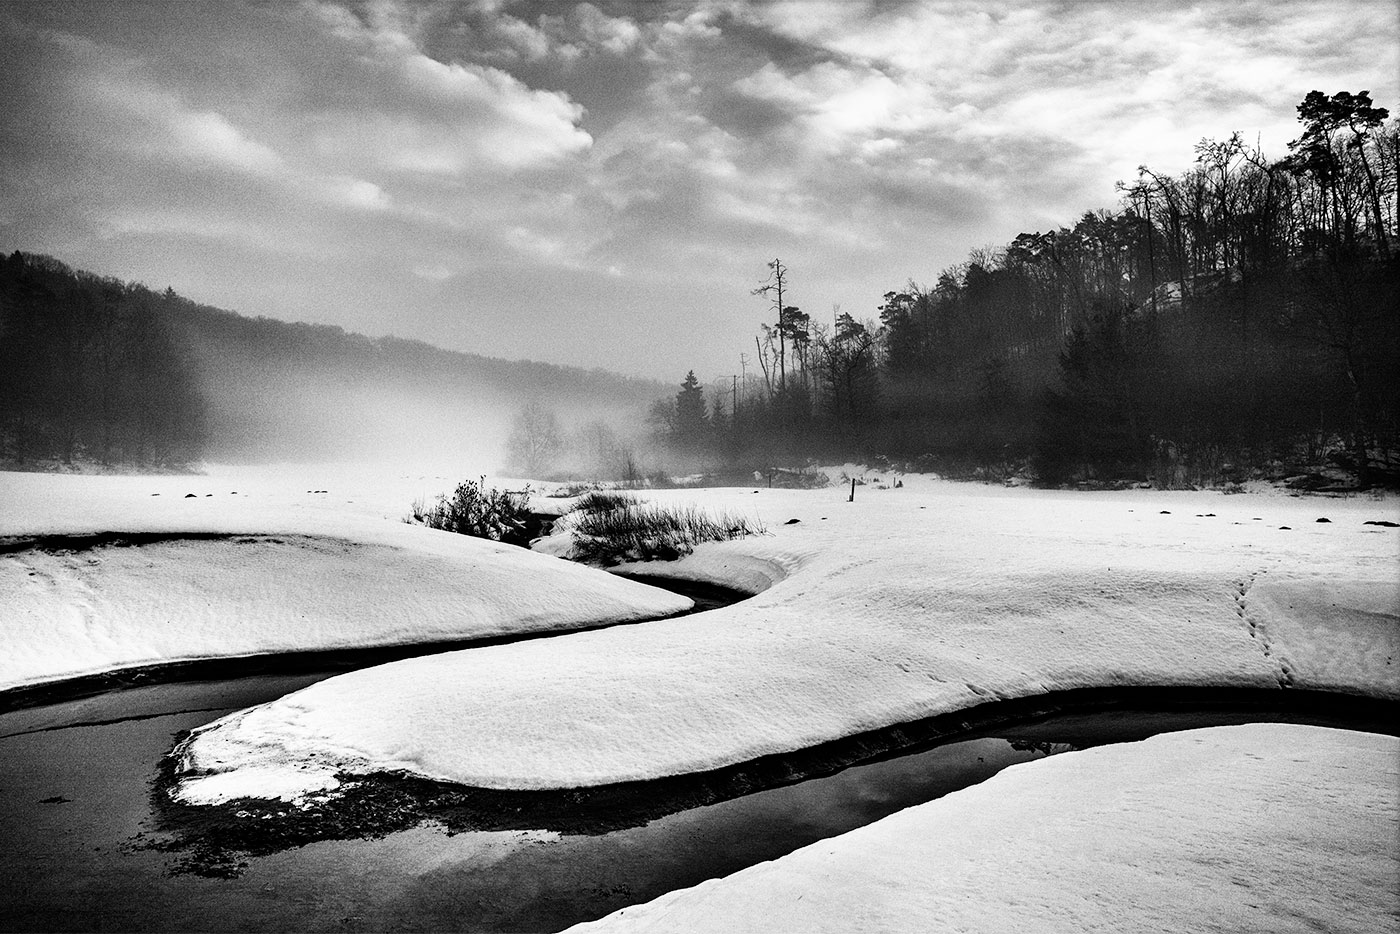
top-left (0, 251), bottom-right (666, 469)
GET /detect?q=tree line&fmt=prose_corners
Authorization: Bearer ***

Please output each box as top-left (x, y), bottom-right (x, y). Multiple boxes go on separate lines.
top-left (647, 90), bottom-right (1399, 487)
top-left (0, 252), bottom-right (206, 469)
top-left (4, 90), bottom-right (1394, 485)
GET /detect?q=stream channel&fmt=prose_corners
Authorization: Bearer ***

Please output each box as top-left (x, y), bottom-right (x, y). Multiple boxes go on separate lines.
top-left (2, 574), bottom-right (1395, 932)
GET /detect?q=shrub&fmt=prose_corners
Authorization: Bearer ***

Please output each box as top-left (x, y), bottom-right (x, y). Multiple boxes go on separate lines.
top-left (752, 466), bottom-right (830, 489)
top-left (568, 497), bottom-right (763, 565)
top-left (572, 490), bottom-right (640, 515)
top-left (410, 477), bottom-right (533, 547)
top-left (548, 481), bottom-right (604, 498)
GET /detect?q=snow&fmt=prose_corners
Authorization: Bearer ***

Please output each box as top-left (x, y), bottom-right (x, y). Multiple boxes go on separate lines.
top-left (167, 476), bottom-right (1399, 803)
top-left (569, 723), bottom-right (1399, 934)
top-left (0, 466), bottom-right (691, 693)
top-left (5, 465), bottom-right (1397, 930)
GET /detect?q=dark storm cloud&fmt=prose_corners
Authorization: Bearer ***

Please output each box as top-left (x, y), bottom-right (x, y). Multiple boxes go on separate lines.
top-left (706, 88), bottom-right (797, 140)
top-left (1, 0), bottom-right (1395, 380)
top-left (703, 7), bottom-right (842, 73)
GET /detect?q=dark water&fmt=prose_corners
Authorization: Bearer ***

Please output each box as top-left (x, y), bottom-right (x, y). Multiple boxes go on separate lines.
top-left (2, 672), bottom-right (1384, 933)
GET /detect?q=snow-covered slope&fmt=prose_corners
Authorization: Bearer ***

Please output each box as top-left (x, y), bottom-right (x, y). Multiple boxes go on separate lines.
top-left (569, 724), bottom-right (1400, 934)
top-left (169, 477), bottom-right (1398, 803)
top-left (0, 467), bottom-right (691, 693)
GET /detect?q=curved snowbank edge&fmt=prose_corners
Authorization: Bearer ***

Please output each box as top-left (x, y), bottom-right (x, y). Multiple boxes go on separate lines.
top-left (167, 685), bottom-right (1400, 814)
top-left (567, 723), bottom-right (1400, 934)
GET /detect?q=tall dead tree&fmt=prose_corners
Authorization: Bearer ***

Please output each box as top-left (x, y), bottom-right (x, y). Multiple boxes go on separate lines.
top-left (752, 258), bottom-right (790, 394)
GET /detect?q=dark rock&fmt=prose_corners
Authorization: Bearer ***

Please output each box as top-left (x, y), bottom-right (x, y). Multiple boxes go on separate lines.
top-left (184, 493), bottom-right (196, 498)
top-left (1364, 520), bottom-right (1400, 528)
top-left (783, 518), bottom-right (800, 525)
top-left (1316, 517), bottom-right (1331, 523)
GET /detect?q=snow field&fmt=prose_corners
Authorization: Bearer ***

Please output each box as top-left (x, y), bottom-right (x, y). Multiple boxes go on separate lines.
top-left (5, 467), bottom-right (1396, 931)
top-left (569, 723), bottom-right (1400, 934)
top-left (171, 477), bottom-right (1398, 802)
top-left (0, 467), bottom-right (691, 693)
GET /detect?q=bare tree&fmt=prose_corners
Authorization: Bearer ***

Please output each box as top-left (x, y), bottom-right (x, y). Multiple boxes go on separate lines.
top-left (506, 400), bottom-right (563, 478)
top-left (752, 258), bottom-right (791, 393)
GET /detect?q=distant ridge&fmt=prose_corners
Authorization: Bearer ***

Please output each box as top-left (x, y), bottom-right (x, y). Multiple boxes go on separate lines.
top-left (0, 251), bottom-right (667, 468)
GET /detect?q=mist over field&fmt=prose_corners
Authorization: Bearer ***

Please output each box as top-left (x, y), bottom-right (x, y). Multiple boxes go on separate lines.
top-left (195, 363), bottom-right (512, 471)
top-left (184, 323), bottom-right (655, 473)
top-left (0, 250), bottom-right (664, 475)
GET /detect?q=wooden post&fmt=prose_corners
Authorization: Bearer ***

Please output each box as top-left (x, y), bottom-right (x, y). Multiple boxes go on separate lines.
top-left (848, 477), bottom-right (855, 502)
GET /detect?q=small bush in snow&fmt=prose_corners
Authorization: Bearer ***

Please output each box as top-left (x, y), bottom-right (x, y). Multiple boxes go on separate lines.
top-left (753, 466), bottom-right (830, 489)
top-left (572, 489), bottom-right (640, 516)
top-left (569, 497), bottom-right (763, 565)
top-left (548, 481), bottom-right (604, 498)
top-left (410, 477), bottom-right (532, 547)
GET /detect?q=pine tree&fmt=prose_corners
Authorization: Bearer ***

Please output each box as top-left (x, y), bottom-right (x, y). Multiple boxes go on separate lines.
top-left (675, 370), bottom-right (708, 443)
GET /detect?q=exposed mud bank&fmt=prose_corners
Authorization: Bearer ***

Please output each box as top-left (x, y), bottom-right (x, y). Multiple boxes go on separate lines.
top-left (0, 530), bottom-right (251, 554)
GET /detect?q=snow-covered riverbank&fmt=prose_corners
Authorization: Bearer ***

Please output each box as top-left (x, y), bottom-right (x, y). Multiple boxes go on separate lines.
top-left (156, 474), bottom-right (1399, 802)
top-left (571, 723), bottom-right (1399, 934)
top-left (0, 467), bottom-right (690, 694)
top-left (4, 466), bottom-right (1397, 932)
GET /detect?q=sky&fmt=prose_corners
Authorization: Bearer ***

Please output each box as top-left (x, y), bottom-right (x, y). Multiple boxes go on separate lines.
top-left (2, 1), bottom-right (1396, 382)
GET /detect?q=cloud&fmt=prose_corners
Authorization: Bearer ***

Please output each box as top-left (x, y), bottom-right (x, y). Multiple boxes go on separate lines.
top-left (412, 262), bottom-right (454, 281)
top-left (1, 0), bottom-right (1396, 382)
top-left (572, 3), bottom-right (643, 55)
top-left (315, 176), bottom-right (392, 211)
top-left (167, 111), bottom-right (284, 174)
top-left (304, 1), bottom-right (593, 174)
top-left (745, 0), bottom-right (1397, 179)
